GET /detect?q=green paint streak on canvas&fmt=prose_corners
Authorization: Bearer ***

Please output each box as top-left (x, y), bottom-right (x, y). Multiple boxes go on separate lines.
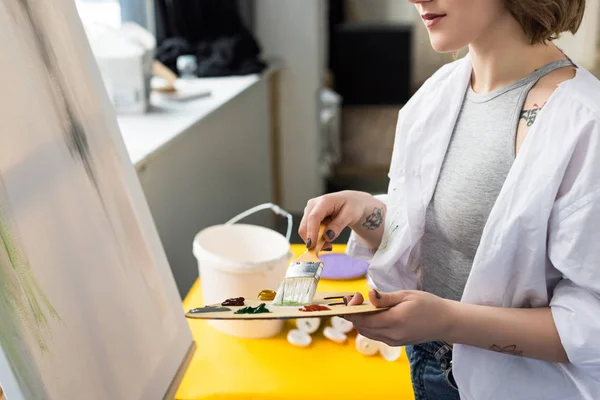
top-left (0, 182), bottom-right (60, 398)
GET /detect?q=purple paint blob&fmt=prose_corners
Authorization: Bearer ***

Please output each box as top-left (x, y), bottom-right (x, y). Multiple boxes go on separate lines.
top-left (320, 253), bottom-right (369, 280)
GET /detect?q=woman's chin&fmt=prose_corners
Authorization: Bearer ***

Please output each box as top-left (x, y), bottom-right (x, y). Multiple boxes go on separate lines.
top-left (429, 34), bottom-right (466, 54)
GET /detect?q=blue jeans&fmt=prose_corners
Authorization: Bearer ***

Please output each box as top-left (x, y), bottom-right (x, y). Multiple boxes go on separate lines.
top-left (405, 341), bottom-right (460, 400)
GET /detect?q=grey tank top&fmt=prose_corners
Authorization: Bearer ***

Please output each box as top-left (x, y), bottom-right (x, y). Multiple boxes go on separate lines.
top-left (420, 60), bottom-right (573, 301)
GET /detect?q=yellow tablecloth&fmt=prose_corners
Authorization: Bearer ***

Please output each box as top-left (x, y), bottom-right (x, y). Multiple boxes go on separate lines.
top-left (176, 245), bottom-right (415, 400)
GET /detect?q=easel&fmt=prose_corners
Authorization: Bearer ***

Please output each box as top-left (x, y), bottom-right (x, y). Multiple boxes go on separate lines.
top-left (0, 0), bottom-right (194, 398)
top-left (162, 342), bottom-right (196, 400)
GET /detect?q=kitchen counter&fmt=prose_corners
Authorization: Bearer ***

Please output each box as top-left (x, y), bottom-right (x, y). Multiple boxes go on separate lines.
top-left (118, 72), bottom-right (276, 167)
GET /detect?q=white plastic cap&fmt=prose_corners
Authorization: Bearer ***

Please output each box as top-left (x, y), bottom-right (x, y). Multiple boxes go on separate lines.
top-left (331, 316), bottom-right (354, 334)
top-left (324, 326), bottom-right (348, 344)
top-left (287, 329), bottom-right (312, 348)
top-left (296, 318), bottom-right (321, 334)
top-left (379, 343), bottom-right (403, 362)
top-left (355, 334), bottom-right (380, 356)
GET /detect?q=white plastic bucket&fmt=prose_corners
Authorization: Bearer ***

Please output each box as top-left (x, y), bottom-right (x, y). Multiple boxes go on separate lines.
top-left (192, 204), bottom-right (293, 339)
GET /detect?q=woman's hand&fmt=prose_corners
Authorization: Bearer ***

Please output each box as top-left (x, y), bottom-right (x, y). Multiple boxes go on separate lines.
top-left (344, 290), bottom-right (454, 347)
top-left (298, 191), bottom-right (386, 251)
top-left (345, 290), bottom-right (569, 363)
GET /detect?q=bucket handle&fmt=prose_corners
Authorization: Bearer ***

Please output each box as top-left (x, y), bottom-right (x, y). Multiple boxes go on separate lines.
top-left (225, 203), bottom-right (294, 242)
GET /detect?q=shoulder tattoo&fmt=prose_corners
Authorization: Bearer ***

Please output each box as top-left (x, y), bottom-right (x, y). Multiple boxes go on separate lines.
top-left (520, 102), bottom-right (547, 127)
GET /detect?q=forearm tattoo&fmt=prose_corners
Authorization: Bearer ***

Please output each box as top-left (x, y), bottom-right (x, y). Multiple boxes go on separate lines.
top-left (489, 344), bottom-right (523, 357)
top-left (363, 207), bottom-right (384, 230)
top-left (520, 102), bottom-right (546, 127)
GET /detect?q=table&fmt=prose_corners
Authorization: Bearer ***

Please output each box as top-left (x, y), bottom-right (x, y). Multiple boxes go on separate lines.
top-left (175, 245), bottom-right (415, 400)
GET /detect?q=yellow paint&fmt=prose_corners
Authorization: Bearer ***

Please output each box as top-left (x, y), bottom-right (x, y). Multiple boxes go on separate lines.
top-left (257, 290), bottom-right (276, 301)
top-left (177, 245), bottom-right (414, 400)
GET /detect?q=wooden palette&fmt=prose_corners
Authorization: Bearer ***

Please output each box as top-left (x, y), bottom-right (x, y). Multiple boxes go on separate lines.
top-left (185, 292), bottom-right (389, 320)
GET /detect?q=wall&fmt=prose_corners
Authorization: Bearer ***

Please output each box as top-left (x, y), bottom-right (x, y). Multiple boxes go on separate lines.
top-left (254, 0), bottom-right (326, 213)
top-left (346, 0), bottom-right (451, 88)
top-left (120, 0), bottom-right (155, 33)
top-left (556, 1), bottom-right (600, 70)
top-left (238, 0), bottom-right (255, 31)
top-left (345, 0), bottom-right (414, 24)
top-left (597, 5), bottom-right (600, 77)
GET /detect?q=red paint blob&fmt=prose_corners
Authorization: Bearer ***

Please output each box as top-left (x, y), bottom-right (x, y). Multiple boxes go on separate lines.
top-left (299, 305), bottom-right (331, 312)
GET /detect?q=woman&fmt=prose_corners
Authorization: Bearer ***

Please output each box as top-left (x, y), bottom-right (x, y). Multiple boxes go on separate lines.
top-left (299, 0), bottom-right (600, 399)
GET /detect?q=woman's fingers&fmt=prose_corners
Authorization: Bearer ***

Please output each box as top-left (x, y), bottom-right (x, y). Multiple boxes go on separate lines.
top-left (298, 199), bottom-right (317, 245)
top-left (300, 191), bottom-right (363, 248)
top-left (305, 197), bottom-right (338, 249)
top-left (322, 207), bottom-right (353, 244)
top-left (346, 292), bottom-right (365, 306)
top-left (368, 289), bottom-right (408, 308)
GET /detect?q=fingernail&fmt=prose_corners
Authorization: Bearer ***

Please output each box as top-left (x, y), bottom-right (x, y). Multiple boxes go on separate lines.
top-left (306, 238), bottom-right (312, 248)
top-left (343, 296), bottom-right (351, 306)
top-left (374, 290), bottom-right (381, 299)
top-left (326, 230), bottom-right (335, 240)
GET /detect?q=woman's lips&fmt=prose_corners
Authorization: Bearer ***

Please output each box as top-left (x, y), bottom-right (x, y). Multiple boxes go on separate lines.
top-left (422, 13), bottom-right (446, 28)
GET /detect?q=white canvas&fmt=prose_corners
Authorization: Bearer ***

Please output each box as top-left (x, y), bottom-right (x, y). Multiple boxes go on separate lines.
top-left (0, 0), bottom-right (193, 399)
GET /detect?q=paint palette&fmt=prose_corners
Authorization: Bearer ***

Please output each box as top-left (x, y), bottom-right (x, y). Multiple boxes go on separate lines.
top-left (185, 292), bottom-right (389, 320)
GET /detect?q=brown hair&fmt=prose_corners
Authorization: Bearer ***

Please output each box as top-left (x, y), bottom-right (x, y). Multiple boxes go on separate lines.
top-left (504, 0), bottom-right (587, 44)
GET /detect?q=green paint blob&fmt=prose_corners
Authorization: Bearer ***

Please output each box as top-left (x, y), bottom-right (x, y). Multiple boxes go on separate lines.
top-left (234, 303), bottom-right (271, 314)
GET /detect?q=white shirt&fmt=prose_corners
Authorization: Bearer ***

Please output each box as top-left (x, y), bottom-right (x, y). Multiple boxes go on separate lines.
top-left (347, 54), bottom-right (600, 400)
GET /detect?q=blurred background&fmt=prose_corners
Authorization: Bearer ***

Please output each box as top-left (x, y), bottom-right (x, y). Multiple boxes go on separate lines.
top-left (74, 0), bottom-right (600, 299)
